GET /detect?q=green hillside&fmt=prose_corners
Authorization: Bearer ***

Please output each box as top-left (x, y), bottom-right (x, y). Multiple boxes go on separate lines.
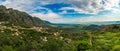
top-left (0, 5), bottom-right (120, 51)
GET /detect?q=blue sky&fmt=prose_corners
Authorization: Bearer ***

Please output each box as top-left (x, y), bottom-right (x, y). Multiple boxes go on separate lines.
top-left (0, 0), bottom-right (120, 23)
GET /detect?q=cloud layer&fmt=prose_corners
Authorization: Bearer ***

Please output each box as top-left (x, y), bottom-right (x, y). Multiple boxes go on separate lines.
top-left (0, 0), bottom-right (120, 23)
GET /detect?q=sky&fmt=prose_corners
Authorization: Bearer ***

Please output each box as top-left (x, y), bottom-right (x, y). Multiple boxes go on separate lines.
top-left (0, 0), bottom-right (120, 24)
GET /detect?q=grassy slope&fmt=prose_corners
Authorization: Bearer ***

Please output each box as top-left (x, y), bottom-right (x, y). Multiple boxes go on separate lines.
top-left (93, 31), bottom-right (120, 51)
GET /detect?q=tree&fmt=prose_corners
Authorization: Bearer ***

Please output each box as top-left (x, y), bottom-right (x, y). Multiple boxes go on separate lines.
top-left (76, 41), bottom-right (92, 51)
top-left (0, 46), bottom-right (15, 51)
top-left (111, 45), bottom-right (120, 51)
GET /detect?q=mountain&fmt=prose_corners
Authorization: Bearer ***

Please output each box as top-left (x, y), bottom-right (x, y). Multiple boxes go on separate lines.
top-left (80, 21), bottom-right (120, 25)
top-left (48, 21), bottom-right (120, 27)
top-left (1, 5), bottom-right (120, 28)
top-left (1, 5), bottom-right (120, 51)
top-left (0, 5), bottom-right (45, 27)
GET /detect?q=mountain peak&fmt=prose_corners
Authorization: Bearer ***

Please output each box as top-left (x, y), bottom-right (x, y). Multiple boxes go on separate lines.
top-left (0, 5), bottom-right (45, 27)
top-left (0, 5), bottom-right (6, 9)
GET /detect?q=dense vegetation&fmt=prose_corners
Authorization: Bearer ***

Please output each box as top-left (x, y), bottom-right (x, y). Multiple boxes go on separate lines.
top-left (0, 5), bottom-right (120, 51)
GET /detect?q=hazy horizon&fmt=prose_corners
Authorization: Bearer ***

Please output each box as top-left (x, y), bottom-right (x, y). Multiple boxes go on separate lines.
top-left (0, 0), bottom-right (120, 23)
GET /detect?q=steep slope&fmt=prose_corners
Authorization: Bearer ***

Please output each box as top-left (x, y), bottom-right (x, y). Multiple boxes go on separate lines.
top-left (0, 5), bottom-right (45, 27)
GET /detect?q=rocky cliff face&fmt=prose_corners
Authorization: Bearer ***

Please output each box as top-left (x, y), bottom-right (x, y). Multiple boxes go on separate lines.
top-left (0, 5), bottom-right (45, 27)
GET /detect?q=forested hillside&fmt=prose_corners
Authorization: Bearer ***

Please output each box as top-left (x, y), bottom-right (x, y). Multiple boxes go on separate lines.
top-left (0, 5), bottom-right (120, 51)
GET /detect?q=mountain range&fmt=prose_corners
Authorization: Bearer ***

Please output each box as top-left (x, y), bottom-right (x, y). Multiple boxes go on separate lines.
top-left (1, 5), bottom-right (120, 51)
top-left (0, 5), bottom-right (120, 27)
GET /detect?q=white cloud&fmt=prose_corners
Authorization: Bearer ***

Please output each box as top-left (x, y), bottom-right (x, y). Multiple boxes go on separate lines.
top-left (31, 12), bottom-right (66, 23)
top-left (31, 11), bottom-right (120, 24)
top-left (59, 0), bottom-right (120, 14)
top-left (1, 0), bottom-right (36, 12)
top-left (1, 0), bottom-right (120, 13)
top-left (0, 0), bottom-right (120, 23)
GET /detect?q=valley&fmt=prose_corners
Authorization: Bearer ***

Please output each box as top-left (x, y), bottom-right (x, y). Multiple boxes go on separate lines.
top-left (0, 5), bottom-right (120, 51)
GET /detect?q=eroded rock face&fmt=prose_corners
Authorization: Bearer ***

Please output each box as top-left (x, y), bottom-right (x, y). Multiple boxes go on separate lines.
top-left (0, 5), bottom-right (45, 27)
top-left (0, 5), bottom-right (6, 10)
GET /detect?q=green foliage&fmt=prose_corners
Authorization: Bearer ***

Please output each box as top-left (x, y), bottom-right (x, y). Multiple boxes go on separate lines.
top-left (111, 45), bottom-right (120, 51)
top-left (74, 41), bottom-right (92, 51)
top-left (1, 5), bottom-right (120, 51)
top-left (0, 46), bottom-right (15, 51)
top-left (42, 38), bottom-right (65, 51)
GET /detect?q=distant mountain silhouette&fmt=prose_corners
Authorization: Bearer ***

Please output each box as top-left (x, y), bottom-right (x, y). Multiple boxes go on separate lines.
top-left (1, 5), bottom-right (120, 28)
